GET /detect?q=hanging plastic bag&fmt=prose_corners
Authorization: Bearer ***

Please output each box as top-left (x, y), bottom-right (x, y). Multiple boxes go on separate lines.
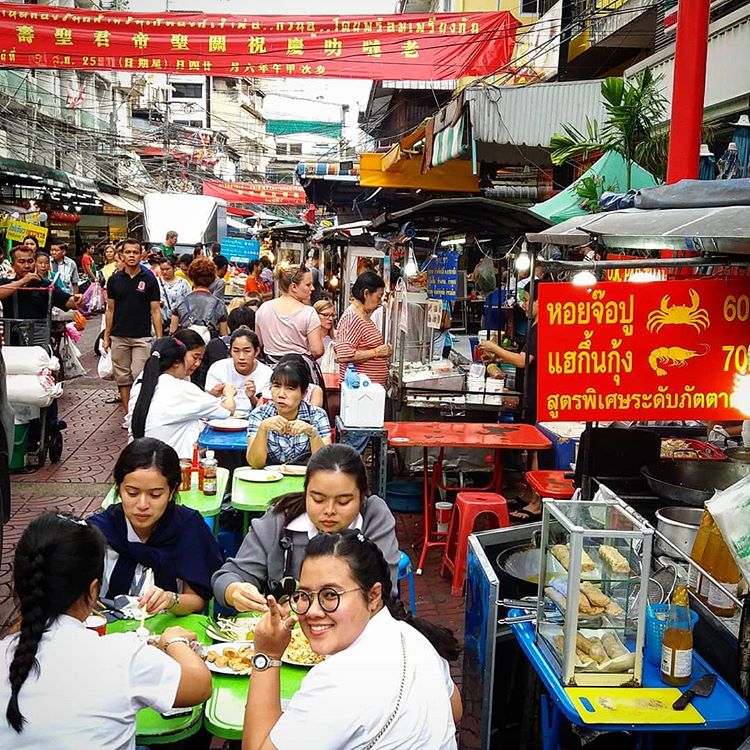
top-left (98, 348), bottom-right (114, 381)
top-left (705, 473), bottom-right (750, 584)
top-left (320, 341), bottom-right (337, 374)
top-left (81, 281), bottom-right (106, 316)
top-left (59, 335), bottom-right (86, 380)
top-left (473, 256), bottom-right (497, 296)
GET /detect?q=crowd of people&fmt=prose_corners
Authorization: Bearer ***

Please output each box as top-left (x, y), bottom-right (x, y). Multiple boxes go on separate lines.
top-left (0, 233), bottom-right (465, 748)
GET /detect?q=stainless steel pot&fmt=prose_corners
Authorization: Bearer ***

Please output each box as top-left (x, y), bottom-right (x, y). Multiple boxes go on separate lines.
top-left (724, 446), bottom-right (750, 464)
top-left (654, 506), bottom-right (704, 558)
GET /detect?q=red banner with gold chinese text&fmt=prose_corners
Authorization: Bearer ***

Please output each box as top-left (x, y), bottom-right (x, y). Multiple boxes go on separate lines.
top-left (0, 5), bottom-right (519, 80)
top-left (537, 278), bottom-right (750, 422)
top-left (203, 180), bottom-right (307, 205)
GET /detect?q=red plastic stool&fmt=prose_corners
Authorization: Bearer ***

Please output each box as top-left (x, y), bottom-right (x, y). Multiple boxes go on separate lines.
top-left (440, 492), bottom-right (510, 597)
top-left (525, 470), bottom-right (575, 500)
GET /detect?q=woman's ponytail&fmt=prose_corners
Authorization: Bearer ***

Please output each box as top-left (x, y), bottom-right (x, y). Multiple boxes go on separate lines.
top-left (5, 513), bottom-right (105, 733)
top-left (131, 337), bottom-right (186, 439)
top-left (385, 594), bottom-right (460, 662)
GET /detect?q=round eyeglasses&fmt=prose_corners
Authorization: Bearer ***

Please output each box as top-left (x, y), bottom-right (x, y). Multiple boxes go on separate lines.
top-left (289, 587), bottom-right (363, 615)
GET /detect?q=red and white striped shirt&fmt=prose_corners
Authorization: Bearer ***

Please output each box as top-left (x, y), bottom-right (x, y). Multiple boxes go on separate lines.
top-left (334, 306), bottom-right (389, 386)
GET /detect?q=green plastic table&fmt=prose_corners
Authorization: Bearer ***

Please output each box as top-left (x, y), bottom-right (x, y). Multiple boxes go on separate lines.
top-left (204, 663), bottom-right (308, 740)
top-left (101, 468), bottom-right (229, 525)
top-left (231, 474), bottom-right (305, 532)
top-left (106, 613), bottom-right (211, 744)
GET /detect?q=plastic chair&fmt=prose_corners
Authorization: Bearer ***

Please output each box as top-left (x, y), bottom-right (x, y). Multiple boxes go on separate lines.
top-left (525, 470), bottom-right (575, 500)
top-left (441, 492), bottom-right (510, 597)
top-left (397, 550), bottom-right (417, 614)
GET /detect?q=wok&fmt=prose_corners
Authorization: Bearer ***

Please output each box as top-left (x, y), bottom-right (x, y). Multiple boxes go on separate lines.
top-left (495, 544), bottom-right (542, 598)
top-left (642, 460), bottom-right (750, 506)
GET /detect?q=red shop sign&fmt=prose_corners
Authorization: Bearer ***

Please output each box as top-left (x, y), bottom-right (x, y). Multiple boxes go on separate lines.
top-left (203, 180), bottom-right (307, 206)
top-left (537, 278), bottom-right (750, 422)
top-left (0, 5), bottom-right (519, 81)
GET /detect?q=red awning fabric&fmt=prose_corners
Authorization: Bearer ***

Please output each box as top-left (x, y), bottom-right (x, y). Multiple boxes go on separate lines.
top-left (203, 180), bottom-right (308, 206)
top-left (227, 206), bottom-right (256, 217)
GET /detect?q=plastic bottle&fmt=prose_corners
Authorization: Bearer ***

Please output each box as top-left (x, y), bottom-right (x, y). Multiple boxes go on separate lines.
top-left (344, 363), bottom-right (360, 389)
top-left (705, 524), bottom-right (741, 618)
top-left (660, 584), bottom-right (693, 687)
top-left (191, 443), bottom-right (202, 491)
top-left (688, 510), bottom-right (714, 600)
top-left (201, 450), bottom-right (218, 496)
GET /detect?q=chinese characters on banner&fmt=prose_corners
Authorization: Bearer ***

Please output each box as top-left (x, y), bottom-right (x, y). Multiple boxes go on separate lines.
top-left (0, 5), bottom-right (519, 80)
top-left (537, 279), bottom-right (750, 422)
top-left (427, 250), bottom-right (459, 302)
top-left (203, 180), bottom-right (307, 206)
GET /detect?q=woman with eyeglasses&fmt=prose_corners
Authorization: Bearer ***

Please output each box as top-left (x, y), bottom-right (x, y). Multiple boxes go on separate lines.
top-left (0, 511), bottom-right (211, 748)
top-left (212, 444), bottom-right (398, 614)
top-left (243, 529), bottom-right (461, 750)
top-left (313, 299), bottom-right (335, 368)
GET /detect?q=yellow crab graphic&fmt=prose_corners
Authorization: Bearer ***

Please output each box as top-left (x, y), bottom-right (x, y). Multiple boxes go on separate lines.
top-left (646, 289), bottom-right (710, 334)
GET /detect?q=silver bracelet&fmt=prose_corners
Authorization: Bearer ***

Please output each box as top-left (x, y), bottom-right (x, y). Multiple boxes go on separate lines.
top-left (161, 636), bottom-right (190, 651)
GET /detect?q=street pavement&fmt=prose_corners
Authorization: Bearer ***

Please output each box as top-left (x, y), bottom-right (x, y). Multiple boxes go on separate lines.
top-left (0, 320), bottom-right (466, 685)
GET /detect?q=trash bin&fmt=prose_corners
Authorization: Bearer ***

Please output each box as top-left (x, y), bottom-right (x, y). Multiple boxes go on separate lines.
top-left (10, 423), bottom-right (29, 471)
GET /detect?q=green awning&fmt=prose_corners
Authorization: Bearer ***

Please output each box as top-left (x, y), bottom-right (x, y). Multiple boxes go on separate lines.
top-left (0, 157), bottom-right (68, 187)
top-left (532, 151), bottom-right (659, 224)
top-left (267, 119), bottom-right (341, 139)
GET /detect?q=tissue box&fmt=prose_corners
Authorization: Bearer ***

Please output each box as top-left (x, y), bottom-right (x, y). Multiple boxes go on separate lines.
top-left (340, 382), bottom-right (386, 428)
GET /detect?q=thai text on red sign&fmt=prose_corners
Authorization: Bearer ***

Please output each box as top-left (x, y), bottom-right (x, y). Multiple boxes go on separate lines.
top-left (537, 278), bottom-right (750, 422)
top-left (0, 5), bottom-right (519, 80)
top-left (203, 180), bottom-right (307, 206)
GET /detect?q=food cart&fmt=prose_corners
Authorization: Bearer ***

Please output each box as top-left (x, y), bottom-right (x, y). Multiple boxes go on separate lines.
top-left (462, 181), bottom-right (750, 748)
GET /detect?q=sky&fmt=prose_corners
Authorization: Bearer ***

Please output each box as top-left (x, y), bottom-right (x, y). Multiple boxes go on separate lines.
top-left (128, 0), bottom-right (400, 145)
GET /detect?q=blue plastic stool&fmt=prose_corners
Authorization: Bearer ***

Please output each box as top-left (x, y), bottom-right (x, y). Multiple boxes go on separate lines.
top-left (397, 550), bottom-right (417, 614)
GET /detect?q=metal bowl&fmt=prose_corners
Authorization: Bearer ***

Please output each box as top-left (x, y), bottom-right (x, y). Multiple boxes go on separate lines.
top-left (723, 446), bottom-right (750, 464)
top-left (654, 506), bottom-right (703, 558)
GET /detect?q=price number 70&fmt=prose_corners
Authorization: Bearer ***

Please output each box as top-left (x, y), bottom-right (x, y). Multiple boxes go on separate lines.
top-left (723, 345), bottom-right (750, 373)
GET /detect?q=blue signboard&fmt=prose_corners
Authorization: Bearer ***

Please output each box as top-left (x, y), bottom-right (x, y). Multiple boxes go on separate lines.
top-left (427, 250), bottom-right (459, 302)
top-left (221, 236), bottom-right (260, 265)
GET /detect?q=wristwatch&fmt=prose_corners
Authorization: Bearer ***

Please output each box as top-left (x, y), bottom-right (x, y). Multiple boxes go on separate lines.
top-left (252, 653), bottom-right (283, 671)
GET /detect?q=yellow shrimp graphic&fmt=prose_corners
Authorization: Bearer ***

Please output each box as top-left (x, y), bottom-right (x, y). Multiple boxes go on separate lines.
top-left (648, 345), bottom-right (708, 377)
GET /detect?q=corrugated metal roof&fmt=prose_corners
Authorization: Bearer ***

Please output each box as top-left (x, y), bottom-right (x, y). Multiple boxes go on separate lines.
top-left (465, 81), bottom-right (608, 149)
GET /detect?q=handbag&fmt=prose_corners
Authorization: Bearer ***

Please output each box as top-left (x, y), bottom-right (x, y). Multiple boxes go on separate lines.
top-left (362, 633), bottom-right (407, 749)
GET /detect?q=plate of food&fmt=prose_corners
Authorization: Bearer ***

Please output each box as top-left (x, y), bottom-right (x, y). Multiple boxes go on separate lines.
top-left (208, 418), bottom-right (249, 432)
top-left (203, 642), bottom-right (255, 675)
top-left (235, 467), bottom-right (283, 483)
top-left (265, 464), bottom-right (307, 477)
top-left (206, 615), bottom-right (262, 643)
top-left (282, 630), bottom-right (326, 668)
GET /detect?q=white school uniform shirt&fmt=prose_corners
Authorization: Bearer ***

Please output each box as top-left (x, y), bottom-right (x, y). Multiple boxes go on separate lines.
top-left (0, 615), bottom-right (181, 750)
top-left (286, 511), bottom-right (363, 538)
top-left (270, 607), bottom-right (457, 750)
top-left (127, 372), bottom-right (230, 458)
top-left (204, 358), bottom-right (272, 412)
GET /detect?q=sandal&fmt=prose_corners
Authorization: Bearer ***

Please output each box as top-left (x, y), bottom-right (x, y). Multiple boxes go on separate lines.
top-left (509, 507), bottom-right (543, 524)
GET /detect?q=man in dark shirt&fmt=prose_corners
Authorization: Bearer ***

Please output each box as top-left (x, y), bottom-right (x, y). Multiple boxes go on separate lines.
top-left (103, 238), bottom-right (162, 406)
top-left (0, 245), bottom-right (80, 344)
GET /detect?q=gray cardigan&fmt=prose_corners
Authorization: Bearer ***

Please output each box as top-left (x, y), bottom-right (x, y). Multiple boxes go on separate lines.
top-left (212, 494), bottom-right (400, 607)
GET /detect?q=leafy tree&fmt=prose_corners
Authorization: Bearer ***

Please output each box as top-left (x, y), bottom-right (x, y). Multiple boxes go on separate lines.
top-left (549, 69), bottom-right (667, 190)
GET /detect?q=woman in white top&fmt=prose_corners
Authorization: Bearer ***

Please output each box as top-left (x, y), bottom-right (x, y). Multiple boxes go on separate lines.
top-left (128, 337), bottom-right (236, 459)
top-left (255, 264), bottom-right (324, 364)
top-left (205, 328), bottom-right (272, 412)
top-left (244, 530), bottom-right (462, 750)
top-left (0, 512), bottom-right (211, 749)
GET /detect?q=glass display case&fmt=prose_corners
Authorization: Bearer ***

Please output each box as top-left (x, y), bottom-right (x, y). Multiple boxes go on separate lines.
top-left (535, 499), bottom-right (652, 687)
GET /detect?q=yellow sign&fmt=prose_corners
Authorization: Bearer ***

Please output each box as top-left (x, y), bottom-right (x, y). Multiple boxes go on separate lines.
top-left (6, 220), bottom-right (48, 245)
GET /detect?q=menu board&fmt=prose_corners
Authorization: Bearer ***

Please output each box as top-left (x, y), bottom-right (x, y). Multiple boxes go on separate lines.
top-left (427, 250), bottom-right (459, 301)
top-left (537, 278), bottom-right (750, 421)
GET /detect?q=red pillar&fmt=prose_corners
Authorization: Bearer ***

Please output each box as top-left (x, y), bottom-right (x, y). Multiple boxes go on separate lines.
top-left (665, 0), bottom-right (712, 184)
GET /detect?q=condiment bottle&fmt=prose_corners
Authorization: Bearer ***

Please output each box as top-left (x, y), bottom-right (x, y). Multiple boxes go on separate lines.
top-left (661, 584), bottom-right (693, 687)
top-left (192, 444), bottom-right (203, 491)
top-left (201, 450), bottom-right (218, 496)
top-left (688, 510), bottom-right (714, 601)
top-left (705, 524), bottom-right (741, 618)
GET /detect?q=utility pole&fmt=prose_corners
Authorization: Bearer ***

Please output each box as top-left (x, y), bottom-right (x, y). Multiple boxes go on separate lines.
top-left (162, 0), bottom-right (171, 190)
top-left (666, 0), bottom-right (711, 183)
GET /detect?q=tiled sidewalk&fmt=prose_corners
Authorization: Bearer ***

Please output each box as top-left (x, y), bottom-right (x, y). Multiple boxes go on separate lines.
top-left (0, 323), bottom-right (467, 684)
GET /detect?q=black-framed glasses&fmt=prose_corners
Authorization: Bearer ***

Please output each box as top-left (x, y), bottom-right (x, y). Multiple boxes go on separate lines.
top-left (289, 587), bottom-right (363, 615)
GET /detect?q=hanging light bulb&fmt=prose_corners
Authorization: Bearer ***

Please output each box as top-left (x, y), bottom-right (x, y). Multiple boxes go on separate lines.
top-left (329, 274), bottom-right (339, 288)
top-left (404, 247), bottom-right (418, 277)
top-left (514, 250), bottom-right (531, 272)
top-left (572, 270), bottom-right (597, 286)
top-left (731, 374), bottom-right (750, 416)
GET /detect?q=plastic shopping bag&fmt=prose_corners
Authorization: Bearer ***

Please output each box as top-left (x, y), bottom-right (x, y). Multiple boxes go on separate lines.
top-left (706, 473), bottom-right (750, 584)
top-left (473, 256), bottom-right (497, 296)
top-left (98, 348), bottom-right (114, 381)
top-left (59, 335), bottom-right (86, 380)
top-left (81, 282), bottom-right (106, 316)
top-left (320, 342), bottom-right (337, 374)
